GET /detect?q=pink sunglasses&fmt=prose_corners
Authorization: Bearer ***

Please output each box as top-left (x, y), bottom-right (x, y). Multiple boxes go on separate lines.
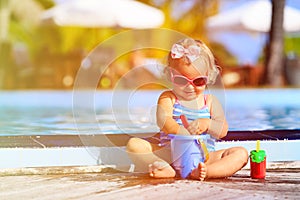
top-left (170, 71), bottom-right (208, 87)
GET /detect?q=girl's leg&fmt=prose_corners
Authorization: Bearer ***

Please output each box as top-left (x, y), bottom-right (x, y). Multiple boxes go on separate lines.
top-left (126, 137), bottom-right (175, 178)
top-left (190, 146), bottom-right (248, 180)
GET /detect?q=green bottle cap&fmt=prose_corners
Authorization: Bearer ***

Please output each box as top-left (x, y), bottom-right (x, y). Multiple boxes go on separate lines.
top-left (250, 150), bottom-right (266, 163)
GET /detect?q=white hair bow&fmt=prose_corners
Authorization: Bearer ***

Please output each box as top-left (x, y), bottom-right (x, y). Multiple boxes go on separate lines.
top-left (171, 44), bottom-right (201, 62)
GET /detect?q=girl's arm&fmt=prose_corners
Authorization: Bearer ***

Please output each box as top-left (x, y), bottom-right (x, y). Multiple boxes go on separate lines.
top-left (156, 91), bottom-right (189, 135)
top-left (207, 95), bottom-right (228, 139)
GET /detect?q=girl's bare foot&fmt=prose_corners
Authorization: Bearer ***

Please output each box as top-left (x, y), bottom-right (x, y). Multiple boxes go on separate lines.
top-left (149, 161), bottom-right (176, 178)
top-left (190, 162), bottom-right (207, 181)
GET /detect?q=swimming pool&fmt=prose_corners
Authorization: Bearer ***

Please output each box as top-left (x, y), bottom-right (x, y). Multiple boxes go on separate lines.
top-left (0, 89), bottom-right (299, 169)
top-left (0, 89), bottom-right (299, 136)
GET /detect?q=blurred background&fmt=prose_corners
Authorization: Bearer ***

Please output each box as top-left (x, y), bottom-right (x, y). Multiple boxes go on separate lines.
top-left (0, 0), bottom-right (300, 90)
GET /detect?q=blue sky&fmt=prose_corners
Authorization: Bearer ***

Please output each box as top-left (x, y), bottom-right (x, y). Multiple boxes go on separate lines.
top-left (220, 0), bottom-right (300, 11)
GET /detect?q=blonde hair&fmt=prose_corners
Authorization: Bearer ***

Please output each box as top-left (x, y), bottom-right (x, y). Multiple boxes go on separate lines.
top-left (167, 38), bottom-right (220, 84)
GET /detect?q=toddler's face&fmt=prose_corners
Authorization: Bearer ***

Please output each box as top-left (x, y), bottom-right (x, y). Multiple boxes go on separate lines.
top-left (171, 63), bottom-right (207, 100)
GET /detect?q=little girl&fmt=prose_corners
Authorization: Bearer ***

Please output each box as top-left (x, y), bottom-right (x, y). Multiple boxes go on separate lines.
top-left (126, 38), bottom-right (248, 181)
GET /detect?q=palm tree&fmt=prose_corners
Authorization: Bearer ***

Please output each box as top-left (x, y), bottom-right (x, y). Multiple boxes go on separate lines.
top-left (265, 0), bottom-right (285, 86)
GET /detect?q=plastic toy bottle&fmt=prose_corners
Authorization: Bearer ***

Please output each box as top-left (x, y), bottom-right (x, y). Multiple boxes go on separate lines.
top-left (250, 140), bottom-right (266, 179)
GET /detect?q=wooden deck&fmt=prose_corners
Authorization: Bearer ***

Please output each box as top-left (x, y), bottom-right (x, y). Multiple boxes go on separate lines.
top-left (1, 132), bottom-right (299, 199)
top-left (0, 166), bottom-right (299, 200)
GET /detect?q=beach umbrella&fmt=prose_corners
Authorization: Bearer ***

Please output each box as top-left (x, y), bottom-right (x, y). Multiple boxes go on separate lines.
top-left (40, 0), bottom-right (164, 29)
top-left (206, 0), bottom-right (300, 33)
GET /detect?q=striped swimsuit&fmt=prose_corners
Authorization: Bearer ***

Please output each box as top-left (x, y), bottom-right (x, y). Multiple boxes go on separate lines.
top-left (160, 94), bottom-right (216, 152)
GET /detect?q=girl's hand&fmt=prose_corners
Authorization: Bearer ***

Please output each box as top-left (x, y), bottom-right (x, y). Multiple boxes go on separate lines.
top-left (186, 118), bottom-right (210, 135)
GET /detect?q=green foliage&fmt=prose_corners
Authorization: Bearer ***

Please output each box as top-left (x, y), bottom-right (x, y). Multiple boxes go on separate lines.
top-left (2, 0), bottom-right (227, 89)
top-left (148, 0), bottom-right (219, 39)
top-left (36, 0), bottom-right (55, 9)
top-left (209, 42), bottom-right (238, 68)
top-left (284, 36), bottom-right (300, 56)
top-left (57, 27), bottom-right (116, 54)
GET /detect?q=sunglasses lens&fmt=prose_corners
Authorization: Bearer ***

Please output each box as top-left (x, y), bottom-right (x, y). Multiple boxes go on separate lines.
top-left (193, 77), bottom-right (207, 86)
top-left (173, 76), bottom-right (188, 86)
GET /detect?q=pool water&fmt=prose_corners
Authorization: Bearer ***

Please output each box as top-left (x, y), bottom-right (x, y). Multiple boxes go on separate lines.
top-left (227, 106), bottom-right (300, 131)
top-left (0, 89), bottom-right (300, 136)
